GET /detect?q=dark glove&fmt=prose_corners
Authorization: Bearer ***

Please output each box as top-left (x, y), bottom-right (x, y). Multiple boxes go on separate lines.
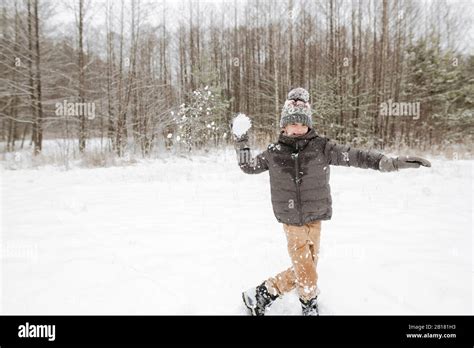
top-left (379, 155), bottom-right (431, 172)
top-left (233, 133), bottom-right (249, 149)
top-left (234, 133), bottom-right (248, 143)
top-left (233, 133), bottom-right (251, 164)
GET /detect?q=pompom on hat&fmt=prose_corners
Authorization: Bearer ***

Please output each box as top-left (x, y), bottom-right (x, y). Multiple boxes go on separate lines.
top-left (280, 87), bottom-right (312, 129)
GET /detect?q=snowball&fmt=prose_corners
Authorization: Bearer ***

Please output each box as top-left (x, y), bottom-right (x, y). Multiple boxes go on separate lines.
top-left (167, 133), bottom-right (173, 139)
top-left (232, 113), bottom-right (252, 137)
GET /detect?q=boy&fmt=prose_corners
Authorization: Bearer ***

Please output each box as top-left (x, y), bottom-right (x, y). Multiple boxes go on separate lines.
top-left (233, 87), bottom-right (431, 316)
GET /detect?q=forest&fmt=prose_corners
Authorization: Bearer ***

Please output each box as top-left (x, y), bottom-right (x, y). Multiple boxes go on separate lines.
top-left (1, 0), bottom-right (472, 165)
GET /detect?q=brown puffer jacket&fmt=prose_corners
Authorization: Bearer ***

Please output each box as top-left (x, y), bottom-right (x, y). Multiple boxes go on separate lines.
top-left (235, 128), bottom-right (385, 226)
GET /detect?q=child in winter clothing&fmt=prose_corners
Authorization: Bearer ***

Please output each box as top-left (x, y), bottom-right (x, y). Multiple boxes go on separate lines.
top-left (234, 87), bottom-right (431, 316)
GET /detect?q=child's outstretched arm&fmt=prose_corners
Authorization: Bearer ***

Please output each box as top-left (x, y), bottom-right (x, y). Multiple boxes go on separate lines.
top-left (234, 134), bottom-right (269, 174)
top-left (323, 138), bottom-right (431, 171)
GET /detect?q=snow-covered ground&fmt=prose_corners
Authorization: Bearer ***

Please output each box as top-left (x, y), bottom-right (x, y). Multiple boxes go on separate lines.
top-left (1, 147), bottom-right (472, 315)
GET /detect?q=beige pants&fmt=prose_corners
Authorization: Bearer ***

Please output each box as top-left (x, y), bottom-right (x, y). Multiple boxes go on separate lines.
top-left (266, 220), bottom-right (321, 301)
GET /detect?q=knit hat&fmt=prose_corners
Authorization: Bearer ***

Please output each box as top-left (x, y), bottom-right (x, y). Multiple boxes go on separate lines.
top-left (280, 87), bottom-right (312, 129)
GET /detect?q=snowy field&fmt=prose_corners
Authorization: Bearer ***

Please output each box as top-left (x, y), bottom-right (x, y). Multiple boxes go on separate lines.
top-left (1, 147), bottom-right (472, 315)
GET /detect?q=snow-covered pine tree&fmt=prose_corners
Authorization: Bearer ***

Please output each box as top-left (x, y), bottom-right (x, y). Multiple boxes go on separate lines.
top-left (174, 86), bottom-right (229, 152)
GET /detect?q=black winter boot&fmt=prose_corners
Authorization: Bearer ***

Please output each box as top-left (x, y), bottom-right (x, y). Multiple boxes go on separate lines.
top-left (300, 296), bottom-right (319, 316)
top-left (242, 281), bottom-right (279, 316)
